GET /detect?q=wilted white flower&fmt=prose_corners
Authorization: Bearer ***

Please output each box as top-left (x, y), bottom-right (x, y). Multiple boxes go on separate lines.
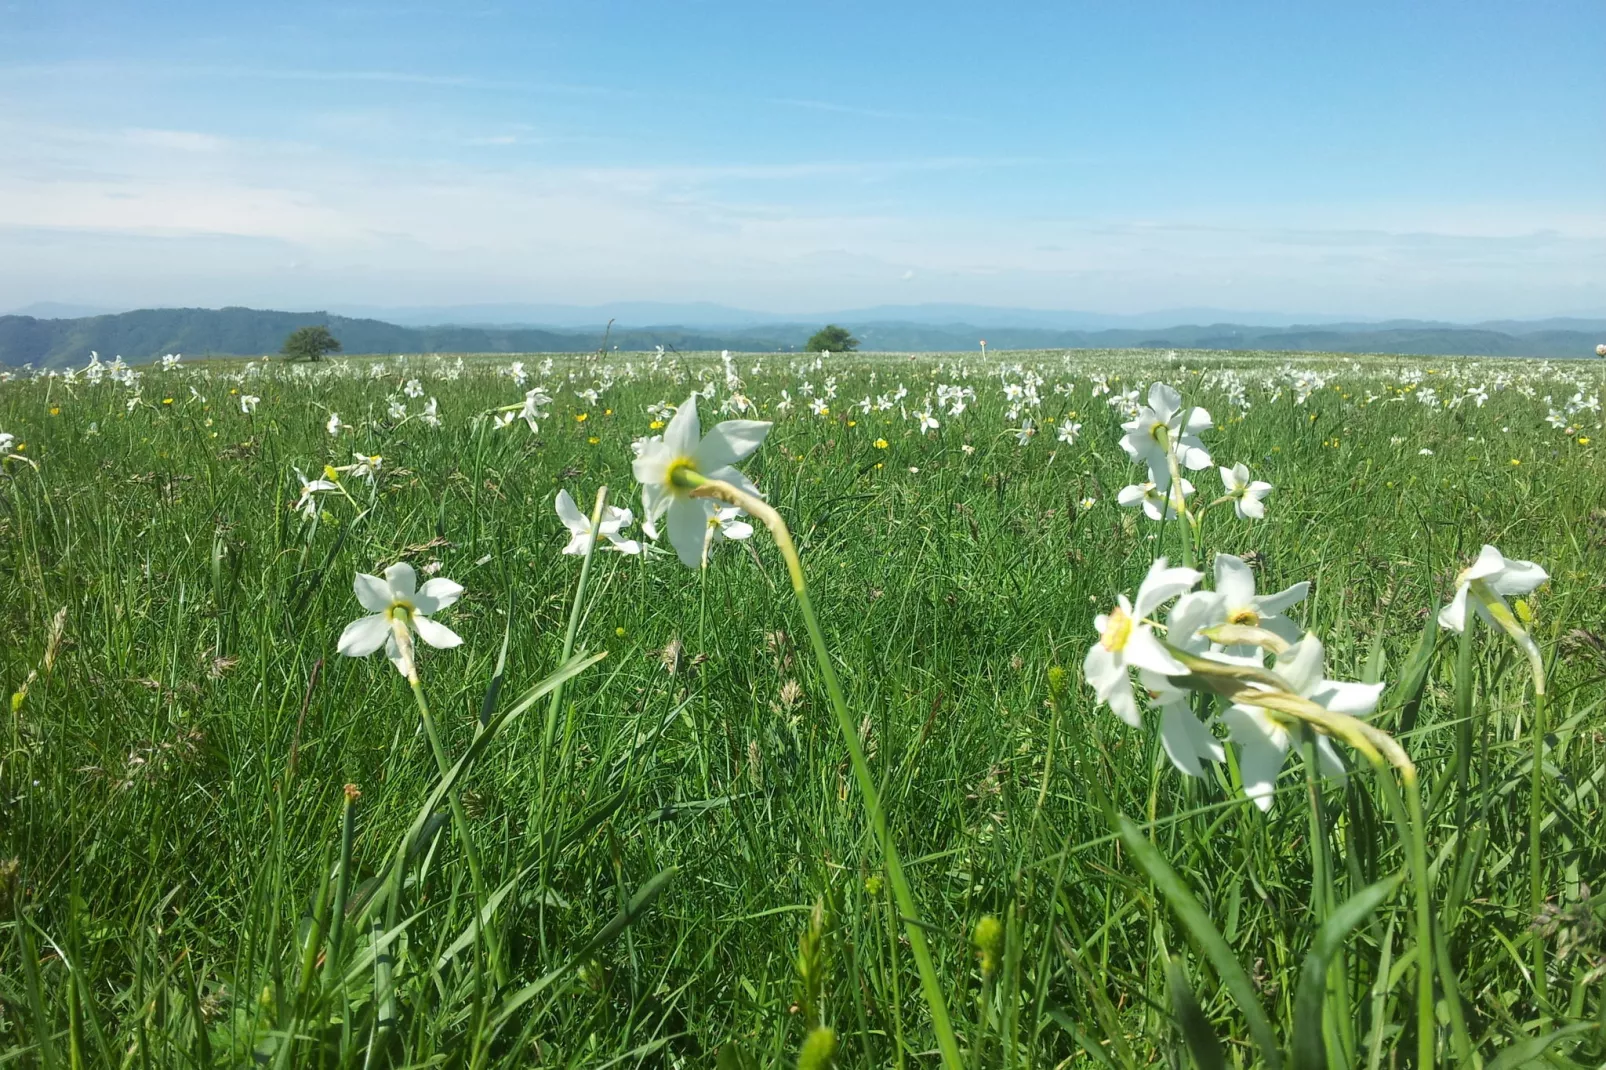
top-left (293, 467), bottom-right (339, 519)
top-left (240, 394), bottom-right (261, 414)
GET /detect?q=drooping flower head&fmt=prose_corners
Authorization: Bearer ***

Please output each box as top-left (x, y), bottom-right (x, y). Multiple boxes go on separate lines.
top-left (1220, 635), bottom-right (1383, 811)
top-left (1437, 544), bottom-right (1548, 634)
top-left (337, 562), bottom-right (464, 677)
top-left (632, 394), bottom-right (770, 567)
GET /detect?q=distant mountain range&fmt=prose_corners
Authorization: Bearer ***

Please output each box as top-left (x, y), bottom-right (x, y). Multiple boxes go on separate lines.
top-left (1, 305), bottom-right (1602, 367)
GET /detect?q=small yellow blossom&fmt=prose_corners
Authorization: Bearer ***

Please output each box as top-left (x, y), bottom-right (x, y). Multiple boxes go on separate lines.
top-left (649, 419), bottom-right (665, 430)
top-left (575, 412), bottom-right (588, 423)
top-left (874, 438), bottom-right (888, 449)
top-left (587, 435), bottom-right (600, 445)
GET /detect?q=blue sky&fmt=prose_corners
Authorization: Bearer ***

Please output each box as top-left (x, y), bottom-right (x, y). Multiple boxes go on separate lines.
top-left (1, 1), bottom-right (1602, 319)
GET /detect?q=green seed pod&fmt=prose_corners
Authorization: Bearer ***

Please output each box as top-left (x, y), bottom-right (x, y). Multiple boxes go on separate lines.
top-left (973, 914), bottom-right (1004, 979)
top-left (1046, 665), bottom-right (1068, 701)
top-left (797, 1026), bottom-right (837, 1070)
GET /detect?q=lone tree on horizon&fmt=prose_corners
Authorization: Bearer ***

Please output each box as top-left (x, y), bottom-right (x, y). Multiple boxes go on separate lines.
top-left (805, 324), bottom-right (858, 353)
top-left (282, 324), bottom-right (342, 362)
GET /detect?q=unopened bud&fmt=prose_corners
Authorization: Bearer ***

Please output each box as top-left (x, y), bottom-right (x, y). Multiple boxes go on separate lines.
top-left (973, 914), bottom-right (1004, 979)
top-left (797, 1026), bottom-right (837, 1070)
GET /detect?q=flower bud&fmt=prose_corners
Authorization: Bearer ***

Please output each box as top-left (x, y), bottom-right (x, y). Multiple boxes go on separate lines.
top-left (973, 914), bottom-right (1004, 979)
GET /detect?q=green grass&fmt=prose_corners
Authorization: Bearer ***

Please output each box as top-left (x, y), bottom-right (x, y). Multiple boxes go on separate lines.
top-left (2, 348), bottom-right (1604, 1067)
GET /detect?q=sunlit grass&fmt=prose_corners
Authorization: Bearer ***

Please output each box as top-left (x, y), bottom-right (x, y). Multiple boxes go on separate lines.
top-left (1, 348), bottom-right (1603, 1066)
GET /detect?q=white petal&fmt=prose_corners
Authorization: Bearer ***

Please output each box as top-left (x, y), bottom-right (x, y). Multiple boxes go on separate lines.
top-left (1488, 557), bottom-right (1548, 596)
top-left (1124, 627), bottom-right (1188, 676)
top-left (1255, 581), bottom-right (1309, 617)
top-left (1167, 591), bottom-right (1226, 652)
top-left (692, 419), bottom-right (771, 472)
top-left (1462, 545), bottom-right (1507, 582)
top-left (1236, 496), bottom-right (1266, 519)
top-left (1105, 679), bottom-right (1142, 728)
top-left (605, 534), bottom-right (643, 555)
top-left (1214, 554), bottom-right (1257, 610)
top-left (1275, 636), bottom-right (1326, 697)
top-left (706, 464), bottom-right (765, 500)
top-left (1148, 382), bottom-right (1181, 417)
top-left (416, 577), bottom-right (464, 612)
top-left (1437, 584), bottom-right (1470, 633)
top-left (640, 480), bottom-right (669, 525)
top-left (554, 489), bottom-right (587, 534)
top-left (632, 441), bottom-right (672, 487)
top-left (664, 395), bottom-right (701, 458)
top-left (337, 613), bottom-right (390, 657)
top-left (720, 519), bottom-right (754, 540)
top-left (1315, 735), bottom-right (1349, 782)
top-left (1159, 704), bottom-right (1213, 777)
top-left (354, 572), bottom-right (392, 613)
top-left (1236, 734), bottom-right (1287, 812)
top-left (1181, 406), bottom-right (1212, 434)
top-left (384, 562), bottom-right (417, 599)
top-left (1220, 465), bottom-right (1243, 492)
top-left (1134, 559), bottom-right (1202, 619)
top-left (411, 614), bottom-right (463, 650)
top-left (1117, 482), bottom-right (1149, 507)
top-left (561, 532), bottom-right (590, 556)
top-left (1311, 680), bottom-right (1385, 717)
top-left (667, 497), bottom-right (712, 568)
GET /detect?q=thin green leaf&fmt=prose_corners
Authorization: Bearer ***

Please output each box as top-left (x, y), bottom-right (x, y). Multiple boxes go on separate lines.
top-left (1166, 956), bottom-right (1226, 1070)
top-left (1292, 872), bottom-right (1403, 1070)
top-left (1114, 813), bottom-right (1283, 1070)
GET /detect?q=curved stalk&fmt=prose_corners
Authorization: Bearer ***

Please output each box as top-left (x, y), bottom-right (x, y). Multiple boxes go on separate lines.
top-left (684, 473), bottom-right (964, 1070)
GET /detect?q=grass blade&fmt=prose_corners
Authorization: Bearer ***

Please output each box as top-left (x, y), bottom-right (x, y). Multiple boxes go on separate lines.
top-left (1114, 812), bottom-right (1283, 1070)
top-left (1291, 872), bottom-right (1403, 1070)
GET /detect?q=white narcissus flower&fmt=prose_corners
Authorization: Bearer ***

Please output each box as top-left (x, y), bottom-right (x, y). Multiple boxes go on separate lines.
top-left (1220, 635), bottom-right (1382, 811)
top-left (520, 387), bottom-right (553, 433)
top-left (240, 394), bottom-right (260, 414)
top-left (708, 504), bottom-right (754, 544)
top-left (1437, 545), bottom-right (1548, 633)
top-left (293, 467), bottom-right (338, 519)
top-left (1119, 382), bottom-right (1213, 474)
top-left (1117, 477), bottom-right (1194, 521)
top-left (337, 562), bottom-right (465, 676)
top-left (555, 490), bottom-right (642, 556)
top-left (1084, 558), bottom-right (1203, 727)
top-left (326, 412), bottom-right (346, 436)
top-left (1212, 554), bottom-right (1308, 643)
top-left (917, 410), bottom-right (939, 432)
top-left (1220, 463), bottom-right (1272, 519)
top-left (1056, 420), bottom-right (1081, 444)
top-left (632, 393), bottom-right (770, 568)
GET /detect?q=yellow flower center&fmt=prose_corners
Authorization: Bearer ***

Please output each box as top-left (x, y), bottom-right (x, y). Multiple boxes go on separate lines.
top-left (1099, 605), bottom-right (1134, 652)
top-left (1227, 607), bottom-right (1260, 627)
top-left (665, 456), bottom-right (700, 492)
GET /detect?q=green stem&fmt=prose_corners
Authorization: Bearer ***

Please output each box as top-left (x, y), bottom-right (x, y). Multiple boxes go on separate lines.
top-left (1528, 682), bottom-right (1548, 1003)
top-left (686, 474), bottom-right (964, 1070)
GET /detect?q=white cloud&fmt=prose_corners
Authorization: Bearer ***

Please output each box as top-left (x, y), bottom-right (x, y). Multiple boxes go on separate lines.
top-left (0, 113), bottom-right (1601, 318)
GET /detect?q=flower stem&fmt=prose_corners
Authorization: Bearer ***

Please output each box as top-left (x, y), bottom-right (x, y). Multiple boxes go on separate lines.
top-left (688, 475), bottom-right (964, 1070)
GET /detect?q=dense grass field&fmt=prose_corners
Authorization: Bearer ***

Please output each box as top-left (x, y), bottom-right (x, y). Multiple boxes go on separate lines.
top-left (2, 347), bottom-right (1604, 1068)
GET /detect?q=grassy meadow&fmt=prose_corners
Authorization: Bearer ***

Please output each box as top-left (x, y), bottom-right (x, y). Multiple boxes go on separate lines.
top-left (2, 348), bottom-right (1604, 1067)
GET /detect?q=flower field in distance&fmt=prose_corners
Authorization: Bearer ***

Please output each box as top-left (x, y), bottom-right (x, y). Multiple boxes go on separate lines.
top-left (2, 346), bottom-right (1604, 1067)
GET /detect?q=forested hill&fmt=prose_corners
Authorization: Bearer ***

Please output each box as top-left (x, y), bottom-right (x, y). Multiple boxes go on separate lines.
top-left (1, 305), bottom-right (1600, 366)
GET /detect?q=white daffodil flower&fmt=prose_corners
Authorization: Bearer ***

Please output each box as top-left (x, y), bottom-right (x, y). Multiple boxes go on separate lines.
top-left (1220, 636), bottom-right (1382, 811)
top-left (709, 504), bottom-right (754, 544)
top-left (1117, 477), bottom-right (1194, 521)
top-left (240, 394), bottom-right (260, 414)
top-left (632, 393), bottom-right (770, 568)
top-left (1119, 382), bottom-right (1213, 474)
top-left (326, 412), bottom-right (346, 436)
top-left (521, 387), bottom-right (553, 433)
top-left (1084, 558), bottom-right (1203, 727)
top-left (337, 562), bottom-right (464, 676)
top-left (1220, 463), bottom-right (1272, 519)
top-left (555, 489), bottom-right (642, 556)
top-left (1437, 544), bottom-right (1549, 633)
top-left (1212, 554), bottom-right (1308, 644)
top-left (1056, 420), bottom-right (1082, 445)
top-left (293, 467), bottom-right (339, 519)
